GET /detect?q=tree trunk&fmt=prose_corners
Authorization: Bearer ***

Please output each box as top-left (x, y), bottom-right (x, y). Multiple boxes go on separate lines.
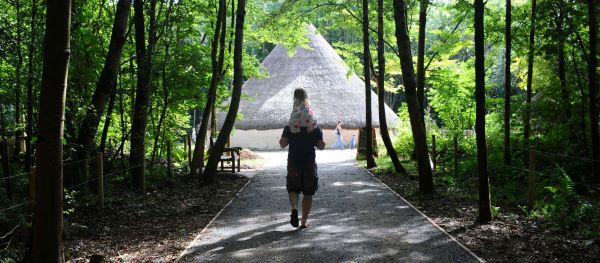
top-left (363, 0), bottom-right (376, 168)
top-left (191, 0), bottom-right (227, 176)
top-left (571, 44), bottom-right (589, 155)
top-left (503, 0), bottom-right (512, 165)
top-left (75, 0), bottom-right (131, 174)
top-left (589, 0), bottom-right (598, 183)
top-left (556, 2), bottom-right (570, 120)
top-left (151, 38), bottom-right (172, 162)
top-left (99, 84), bottom-right (117, 154)
top-left (392, 0), bottom-right (434, 194)
top-left (130, 0), bottom-right (157, 191)
top-left (377, 0), bottom-right (405, 174)
top-left (203, 0), bottom-right (245, 183)
top-left (31, 0), bottom-right (72, 261)
top-left (524, 0), bottom-right (536, 151)
top-left (25, 0), bottom-right (39, 172)
top-left (14, 0), bottom-right (23, 155)
top-left (475, 0), bottom-right (492, 223)
top-left (417, 0), bottom-right (428, 130)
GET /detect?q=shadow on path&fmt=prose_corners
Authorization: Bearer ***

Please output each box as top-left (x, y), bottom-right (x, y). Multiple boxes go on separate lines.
top-left (177, 150), bottom-right (482, 262)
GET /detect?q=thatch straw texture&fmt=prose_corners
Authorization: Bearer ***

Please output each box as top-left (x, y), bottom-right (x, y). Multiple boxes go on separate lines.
top-left (221, 24), bottom-right (398, 130)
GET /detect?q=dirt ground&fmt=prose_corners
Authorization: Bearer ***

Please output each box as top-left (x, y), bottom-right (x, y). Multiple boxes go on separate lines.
top-left (64, 172), bottom-right (249, 263)
top-left (372, 171), bottom-right (600, 263)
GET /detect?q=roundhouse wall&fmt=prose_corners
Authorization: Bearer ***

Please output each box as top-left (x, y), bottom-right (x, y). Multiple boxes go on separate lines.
top-left (229, 128), bottom-right (379, 150)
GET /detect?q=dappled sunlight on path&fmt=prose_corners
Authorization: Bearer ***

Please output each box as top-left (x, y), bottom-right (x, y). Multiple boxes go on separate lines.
top-left (177, 150), bottom-right (482, 262)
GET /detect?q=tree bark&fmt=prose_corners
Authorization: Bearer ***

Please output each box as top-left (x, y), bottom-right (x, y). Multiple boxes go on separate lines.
top-left (571, 44), bottom-right (589, 155)
top-left (191, 0), bottom-right (227, 176)
top-left (75, 0), bottom-right (131, 178)
top-left (475, 0), bottom-right (492, 223)
top-left (377, 0), bottom-right (405, 174)
top-left (417, 0), bottom-right (428, 130)
top-left (130, 0), bottom-right (157, 191)
top-left (31, 0), bottom-right (72, 261)
top-left (25, 0), bottom-right (39, 172)
top-left (392, 0), bottom-right (434, 193)
top-left (99, 84), bottom-right (117, 154)
top-left (151, 38), bottom-right (172, 162)
top-left (503, 0), bottom-right (512, 165)
top-left (203, 0), bottom-right (245, 183)
top-left (556, 2), bottom-right (570, 120)
top-left (14, 0), bottom-right (23, 154)
top-left (363, 0), bottom-right (376, 168)
top-left (524, 0), bottom-right (536, 151)
top-left (588, 0), bottom-right (598, 183)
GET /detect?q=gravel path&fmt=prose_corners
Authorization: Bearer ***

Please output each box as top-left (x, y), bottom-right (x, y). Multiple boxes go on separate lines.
top-left (177, 150), bottom-right (483, 262)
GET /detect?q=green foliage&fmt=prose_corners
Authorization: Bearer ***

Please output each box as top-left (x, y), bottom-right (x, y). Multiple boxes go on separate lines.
top-left (428, 63), bottom-right (475, 136)
top-left (63, 189), bottom-right (77, 216)
top-left (531, 168), bottom-right (600, 239)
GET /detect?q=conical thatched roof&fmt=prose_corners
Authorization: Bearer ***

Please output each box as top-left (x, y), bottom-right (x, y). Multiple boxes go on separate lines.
top-left (224, 25), bottom-right (398, 130)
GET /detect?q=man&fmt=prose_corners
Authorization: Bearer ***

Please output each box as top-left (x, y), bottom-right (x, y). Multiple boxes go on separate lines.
top-left (279, 125), bottom-right (325, 228)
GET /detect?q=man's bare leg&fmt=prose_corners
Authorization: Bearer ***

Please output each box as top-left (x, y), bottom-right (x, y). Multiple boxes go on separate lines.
top-left (300, 195), bottom-right (313, 227)
top-left (289, 192), bottom-right (299, 227)
top-left (289, 192), bottom-right (299, 211)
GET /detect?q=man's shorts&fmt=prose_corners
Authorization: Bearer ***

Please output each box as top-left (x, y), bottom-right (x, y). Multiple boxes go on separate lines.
top-left (286, 165), bottom-right (318, 195)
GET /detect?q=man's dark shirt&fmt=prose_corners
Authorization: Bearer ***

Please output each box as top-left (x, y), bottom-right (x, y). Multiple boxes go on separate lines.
top-left (282, 126), bottom-right (323, 169)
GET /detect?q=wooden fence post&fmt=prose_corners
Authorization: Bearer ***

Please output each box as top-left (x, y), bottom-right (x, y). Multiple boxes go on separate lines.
top-left (167, 141), bottom-right (172, 178)
top-left (29, 167), bottom-right (36, 203)
top-left (1, 139), bottom-right (12, 199)
top-left (453, 136), bottom-right (459, 180)
top-left (97, 152), bottom-right (104, 210)
top-left (432, 135), bottom-right (436, 170)
top-left (528, 147), bottom-right (536, 209)
top-left (186, 134), bottom-right (192, 168)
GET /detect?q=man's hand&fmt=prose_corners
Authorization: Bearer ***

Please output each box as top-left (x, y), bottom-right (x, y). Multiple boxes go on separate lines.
top-left (279, 137), bottom-right (289, 149)
top-left (315, 140), bottom-right (325, 150)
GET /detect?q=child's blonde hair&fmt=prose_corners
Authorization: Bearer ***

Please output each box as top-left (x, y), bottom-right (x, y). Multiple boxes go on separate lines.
top-left (293, 88), bottom-right (310, 107)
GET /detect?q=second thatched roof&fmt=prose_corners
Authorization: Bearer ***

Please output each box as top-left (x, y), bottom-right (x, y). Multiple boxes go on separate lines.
top-left (222, 24), bottom-right (398, 130)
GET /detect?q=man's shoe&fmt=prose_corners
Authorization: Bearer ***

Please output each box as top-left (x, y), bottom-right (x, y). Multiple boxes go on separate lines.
top-left (290, 209), bottom-right (299, 227)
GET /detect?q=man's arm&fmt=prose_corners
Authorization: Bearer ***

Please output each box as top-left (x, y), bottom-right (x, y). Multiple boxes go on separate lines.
top-left (314, 127), bottom-right (325, 150)
top-left (315, 140), bottom-right (325, 150)
top-left (279, 137), bottom-right (289, 149)
top-left (280, 126), bottom-right (290, 149)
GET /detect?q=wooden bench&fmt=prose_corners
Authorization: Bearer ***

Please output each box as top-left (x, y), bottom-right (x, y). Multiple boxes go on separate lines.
top-left (210, 137), bottom-right (241, 173)
top-left (219, 146), bottom-right (241, 173)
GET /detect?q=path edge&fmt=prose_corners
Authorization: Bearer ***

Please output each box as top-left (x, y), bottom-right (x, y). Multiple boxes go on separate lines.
top-left (360, 166), bottom-right (486, 263)
top-left (174, 177), bottom-right (253, 263)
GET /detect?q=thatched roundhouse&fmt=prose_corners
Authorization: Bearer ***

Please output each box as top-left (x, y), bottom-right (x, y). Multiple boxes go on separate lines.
top-left (220, 25), bottom-right (398, 149)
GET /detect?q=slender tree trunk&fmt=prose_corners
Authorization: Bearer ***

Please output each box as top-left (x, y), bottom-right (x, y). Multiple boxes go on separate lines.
top-left (204, 0), bottom-right (245, 183)
top-left (588, 0), bottom-right (598, 183)
top-left (31, 0), bottom-right (72, 261)
top-left (503, 0), bottom-right (512, 165)
top-left (363, 0), bottom-right (376, 168)
top-left (99, 85), bottom-right (117, 154)
top-left (151, 39), bottom-right (172, 162)
top-left (1, 106), bottom-right (5, 137)
top-left (571, 44), bottom-right (589, 155)
top-left (191, 0), bottom-right (227, 176)
top-left (0, 105), bottom-right (6, 140)
top-left (524, 0), bottom-right (536, 151)
top-left (475, 0), bottom-right (492, 223)
top-left (25, 0), bottom-right (38, 172)
top-left (14, 0), bottom-right (23, 154)
top-left (417, 0), bottom-right (428, 130)
top-left (129, 0), bottom-right (157, 191)
top-left (556, 2), bottom-right (570, 120)
top-left (75, 0), bottom-right (131, 170)
top-left (392, 0), bottom-right (434, 193)
top-left (377, 0), bottom-right (405, 174)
